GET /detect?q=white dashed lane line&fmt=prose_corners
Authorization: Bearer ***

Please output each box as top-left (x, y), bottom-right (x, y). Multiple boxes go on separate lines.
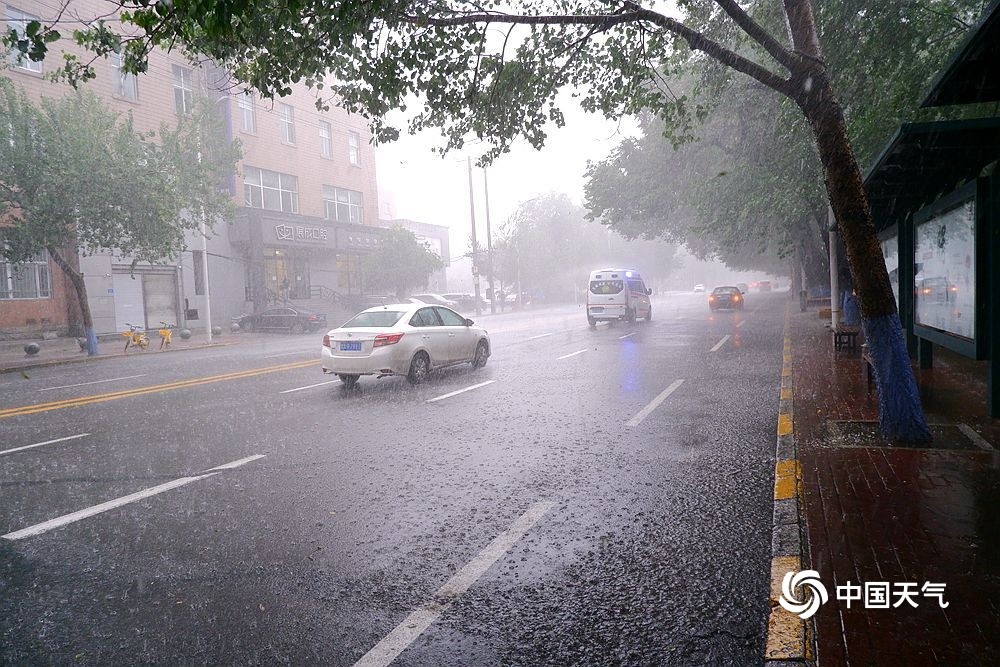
top-left (2, 455), bottom-right (267, 540)
top-left (426, 380), bottom-right (496, 403)
top-left (557, 349), bottom-right (587, 360)
top-left (353, 501), bottom-right (556, 667)
top-left (710, 335), bottom-right (731, 352)
top-left (626, 379), bottom-right (685, 428)
top-left (279, 379), bottom-right (341, 394)
top-left (525, 333), bottom-right (553, 341)
top-left (37, 375), bottom-right (147, 392)
top-left (0, 433), bottom-right (90, 457)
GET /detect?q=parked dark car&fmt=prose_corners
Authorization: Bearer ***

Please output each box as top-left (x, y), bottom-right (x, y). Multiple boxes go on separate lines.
top-left (442, 292), bottom-right (488, 311)
top-left (235, 306), bottom-right (327, 334)
top-left (709, 286), bottom-right (744, 311)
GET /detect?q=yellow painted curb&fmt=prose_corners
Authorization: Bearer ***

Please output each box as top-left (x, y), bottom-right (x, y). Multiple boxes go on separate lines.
top-left (765, 555), bottom-right (806, 659)
top-left (774, 459), bottom-right (800, 501)
top-left (777, 413), bottom-right (793, 436)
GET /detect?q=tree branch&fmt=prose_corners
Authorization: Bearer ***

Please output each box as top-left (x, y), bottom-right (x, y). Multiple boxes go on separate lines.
top-left (400, 8), bottom-right (792, 97)
top-left (712, 0), bottom-right (798, 70)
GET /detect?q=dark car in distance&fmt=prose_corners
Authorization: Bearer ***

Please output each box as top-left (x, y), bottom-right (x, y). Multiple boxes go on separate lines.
top-left (709, 286), bottom-right (744, 311)
top-left (234, 306), bottom-right (328, 334)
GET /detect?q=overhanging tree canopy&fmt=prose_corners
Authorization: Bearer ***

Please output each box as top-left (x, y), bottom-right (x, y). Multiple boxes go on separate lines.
top-left (8, 0), bottom-right (939, 438)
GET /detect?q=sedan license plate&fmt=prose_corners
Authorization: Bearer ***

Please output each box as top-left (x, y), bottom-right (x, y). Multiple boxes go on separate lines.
top-left (339, 341), bottom-right (362, 351)
top-left (590, 307), bottom-right (604, 313)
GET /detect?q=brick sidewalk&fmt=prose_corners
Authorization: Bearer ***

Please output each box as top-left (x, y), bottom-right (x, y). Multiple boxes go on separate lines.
top-left (790, 309), bottom-right (1000, 665)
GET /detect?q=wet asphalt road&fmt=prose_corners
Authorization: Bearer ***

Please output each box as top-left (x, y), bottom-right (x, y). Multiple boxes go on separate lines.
top-left (0, 291), bottom-right (786, 665)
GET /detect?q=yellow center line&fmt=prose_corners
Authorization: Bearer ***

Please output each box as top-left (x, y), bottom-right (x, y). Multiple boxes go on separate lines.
top-left (0, 359), bottom-right (316, 420)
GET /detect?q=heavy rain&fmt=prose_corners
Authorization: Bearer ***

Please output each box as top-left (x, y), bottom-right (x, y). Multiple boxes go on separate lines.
top-left (2, 1), bottom-right (999, 665)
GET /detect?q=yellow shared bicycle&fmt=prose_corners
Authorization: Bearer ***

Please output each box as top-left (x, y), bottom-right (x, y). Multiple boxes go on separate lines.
top-left (121, 323), bottom-right (149, 352)
top-left (157, 322), bottom-right (175, 349)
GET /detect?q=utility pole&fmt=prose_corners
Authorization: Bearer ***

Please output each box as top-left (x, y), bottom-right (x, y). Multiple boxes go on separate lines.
top-left (482, 168), bottom-right (496, 314)
top-left (467, 157), bottom-right (482, 317)
top-left (197, 150), bottom-right (213, 343)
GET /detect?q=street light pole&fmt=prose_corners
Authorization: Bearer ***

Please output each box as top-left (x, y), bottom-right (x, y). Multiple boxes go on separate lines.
top-left (482, 168), bottom-right (496, 314)
top-left (466, 156), bottom-right (482, 317)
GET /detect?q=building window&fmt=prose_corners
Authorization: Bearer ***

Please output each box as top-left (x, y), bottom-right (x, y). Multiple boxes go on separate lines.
top-left (172, 64), bottom-right (194, 115)
top-left (5, 7), bottom-right (42, 73)
top-left (0, 250), bottom-right (51, 299)
top-left (110, 52), bottom-right (138, 101)
top-left (244, 166), bottom-right (299, 213)
top-left (323, 186), bottom-right (363, 224)
top-left (319, 120), bottom-right (332, 158)
top-left (238, 92), bottom-right (256, 133)
top-left (279, 103), bottom-right (295, 144)
top-left (348, 130), bottom-right (361, 166)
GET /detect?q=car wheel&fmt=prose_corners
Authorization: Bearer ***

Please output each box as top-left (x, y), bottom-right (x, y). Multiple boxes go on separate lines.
top-left (626, 308), bottom-right (636, 323)
top-left (407, 351), bottom-right (430, 385)
top-left (338, 374), bottom-right (359, 389)
top-left (472, 340), bottom-right (489, 368)
top-left (646, 306), bottom-right (652, 322)
top-left (587, 316), bottom-right (597, 327)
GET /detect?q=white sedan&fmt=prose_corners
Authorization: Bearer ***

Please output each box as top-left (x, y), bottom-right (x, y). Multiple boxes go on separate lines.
top-left (321, 303), bottom-right (491, 388)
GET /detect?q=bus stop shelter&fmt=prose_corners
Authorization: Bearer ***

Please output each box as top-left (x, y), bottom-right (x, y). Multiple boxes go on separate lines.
top-left (863, 0), bottom-right (1000, 417)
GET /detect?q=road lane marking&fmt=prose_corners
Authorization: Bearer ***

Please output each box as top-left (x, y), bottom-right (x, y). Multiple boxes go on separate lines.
top-left (957, 423), bottom-right (994, 451)
top-left (626, 379), bottom-right (685, 428)
top-left (736, 321), bottom-right (745, 328)
top-left (618, 332), bottom-right (636, 340)
top-left (557, 349), bottom-right (587, 360)
top-left (710, 335), bottom-right (731, 352)
top-left (279, 379), bottom-right (340, 394)
top-left (354, 501), bottom-right (555, 667)
top-left (525, 332), bottom-right (553, 340)
top-left (264, 350), bottom-right (315, 358)
top-left (38, 375), bottom-right (147, 392)
top-left (426, 380), bottom-right (496, 403)
top-left (0, 433), bottom-right (90, 457)
top-left (1, 455), bottom-right (266, 541)
top-left (203, 454), bottom-right (268, 472)
top-left (0, 360), bottom-right (315, 421)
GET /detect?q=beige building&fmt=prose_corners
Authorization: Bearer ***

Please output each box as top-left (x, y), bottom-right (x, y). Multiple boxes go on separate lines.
top-left (1, 0), bottom-right (381, 337)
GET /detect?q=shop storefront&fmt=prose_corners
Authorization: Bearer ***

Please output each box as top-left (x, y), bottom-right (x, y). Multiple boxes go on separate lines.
top-left (232, 208), bottom-right (387, 308)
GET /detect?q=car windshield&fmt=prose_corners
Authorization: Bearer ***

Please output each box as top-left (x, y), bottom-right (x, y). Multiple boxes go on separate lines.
top-left (341, 310), bottom-right (406, 328)
top-left (713, 287), bottom-right (739, 294)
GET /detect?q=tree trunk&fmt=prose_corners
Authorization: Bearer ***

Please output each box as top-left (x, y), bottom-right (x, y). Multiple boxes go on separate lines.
top-left (796, 74), bottom-right (930, 442)
top-left (47, 246), bottom-right (99, 356)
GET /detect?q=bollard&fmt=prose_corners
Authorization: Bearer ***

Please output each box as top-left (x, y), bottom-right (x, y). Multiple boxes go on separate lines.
top-left (23, 342), bottom-right (40, 356)
top-left (179, 328), bottom-right (192, 340)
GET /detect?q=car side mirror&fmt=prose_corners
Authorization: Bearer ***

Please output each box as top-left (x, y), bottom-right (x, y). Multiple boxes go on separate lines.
top-left (646, 288), bottom-right (652, 295)
top-left (464, 318), bottom-right (474, 326)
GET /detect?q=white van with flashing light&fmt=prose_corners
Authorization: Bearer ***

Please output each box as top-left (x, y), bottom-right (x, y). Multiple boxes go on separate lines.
top-left (586, 268), bottom-right (652, 326)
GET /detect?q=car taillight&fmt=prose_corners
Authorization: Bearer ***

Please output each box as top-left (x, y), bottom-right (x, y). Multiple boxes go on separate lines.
top-left (734, 295), bottom-right (741, 301)
top-left (373, 332), bottom-right (404, 348)
top-left (323, 335), bottom-right (331, 348)
top-left (709, 295), bottom-right (716, 300)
